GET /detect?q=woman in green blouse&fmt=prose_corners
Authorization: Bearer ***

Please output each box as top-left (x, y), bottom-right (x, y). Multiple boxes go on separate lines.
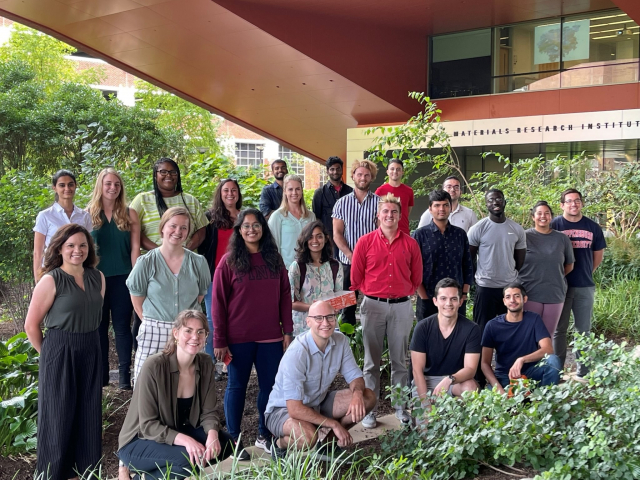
top-left (87, 168), bottom-right (140, 390)
top-left (126, 207), bottom-right (211, 383)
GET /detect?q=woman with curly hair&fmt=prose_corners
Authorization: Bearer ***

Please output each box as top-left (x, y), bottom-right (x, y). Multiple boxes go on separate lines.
top-left (86, 167), bottom-right (140, 389)
top-left (289, 220), bottom-right (343, 336)
top-left (212, 208), bottom-right (293, 458)
top-left (25, 224), bottom-right (105, 480)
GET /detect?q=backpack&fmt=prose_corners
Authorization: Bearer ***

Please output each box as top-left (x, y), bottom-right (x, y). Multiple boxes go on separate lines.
top-left (297, 259), bottom-right (340, 294)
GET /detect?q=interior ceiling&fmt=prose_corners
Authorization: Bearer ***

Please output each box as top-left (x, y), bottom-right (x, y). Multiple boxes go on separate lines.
top-left (0, 0), bottom-right (631, 163)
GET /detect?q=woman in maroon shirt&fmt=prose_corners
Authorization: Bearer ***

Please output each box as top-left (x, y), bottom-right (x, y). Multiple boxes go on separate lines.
top-left (212, 208), bottom-right (293, 458)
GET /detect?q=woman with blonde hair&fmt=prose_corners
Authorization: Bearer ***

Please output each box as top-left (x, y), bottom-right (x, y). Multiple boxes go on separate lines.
top-left (126, 207), bottom-right (211, 382)
top-left (268, 174), bottom-right (316, 269)
top-left (25, 224), bottom-right (105, 480)
top-left (118, 310), bottom-right (234, 480)
top-left (86, 167), bottom-right (140, 390)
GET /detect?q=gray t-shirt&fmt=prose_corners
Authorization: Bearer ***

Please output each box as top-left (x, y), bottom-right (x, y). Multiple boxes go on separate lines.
top-left (518, 229), bottom-right (575, 304)
top-left (467, 217), bottom-right (526, 288)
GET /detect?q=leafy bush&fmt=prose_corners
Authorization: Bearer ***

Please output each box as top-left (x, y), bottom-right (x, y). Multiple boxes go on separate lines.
top-left (594, 237), bottom-right (640, 287)
top-left (592, 279), bottom-right (640, 342)
top-left (379, 334), bottom-right (640, 480)
top-left (0, 333), bottom-right (39, 454)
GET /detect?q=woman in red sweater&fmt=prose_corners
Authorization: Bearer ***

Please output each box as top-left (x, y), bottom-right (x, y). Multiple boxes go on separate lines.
top-left (212, 208), bottom-right (293, 459)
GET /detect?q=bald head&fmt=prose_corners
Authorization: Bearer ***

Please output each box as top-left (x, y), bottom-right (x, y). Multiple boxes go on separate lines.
top-left (308, 301), bottom-right (335, 317)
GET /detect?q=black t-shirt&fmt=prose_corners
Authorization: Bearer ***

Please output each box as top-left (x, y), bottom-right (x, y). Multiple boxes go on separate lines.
top-left (409, 314), bottom-right (482, 376)
top-left (481, 311), bottom-right (550, 377)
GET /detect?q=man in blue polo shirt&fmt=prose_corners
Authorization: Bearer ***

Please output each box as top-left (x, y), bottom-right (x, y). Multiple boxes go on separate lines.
top-left (481, 283), bottom-right (562, 393)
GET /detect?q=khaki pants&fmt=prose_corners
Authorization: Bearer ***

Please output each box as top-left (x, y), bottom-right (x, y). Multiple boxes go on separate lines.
top-left (360, 296), bottom-right (414, 409)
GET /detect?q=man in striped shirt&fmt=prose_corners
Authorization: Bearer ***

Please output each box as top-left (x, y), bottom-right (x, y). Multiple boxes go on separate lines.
top-left (332, 159), bottom-right (380, 326)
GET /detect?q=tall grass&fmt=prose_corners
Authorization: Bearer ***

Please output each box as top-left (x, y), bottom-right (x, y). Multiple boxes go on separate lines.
top-left (592, 279), bottom-right (640, 342)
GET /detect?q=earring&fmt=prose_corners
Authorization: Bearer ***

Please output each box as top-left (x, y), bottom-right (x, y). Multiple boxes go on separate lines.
top-left (175, 338), bottom-right (178, 344)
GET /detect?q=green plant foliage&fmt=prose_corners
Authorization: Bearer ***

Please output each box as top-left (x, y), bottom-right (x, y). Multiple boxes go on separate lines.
top-left (379, 334), bottom-right (640, 480)
top-left (594, 237), bottom-right (640, 286)
top-left (0, 333), bottom-right (39, 454)
top-left (0, 168), bottom-right (51, 282)
top-left (339, 316), bottom-right (365, 369)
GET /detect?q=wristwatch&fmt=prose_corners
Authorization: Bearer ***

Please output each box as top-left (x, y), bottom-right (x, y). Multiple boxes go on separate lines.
top-left (448, 374), bottom-right (456, 385)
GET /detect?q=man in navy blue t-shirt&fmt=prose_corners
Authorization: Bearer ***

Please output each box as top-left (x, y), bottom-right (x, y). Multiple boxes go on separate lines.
top-left (481, 283), bottom-right (562, 392)
top-left (550, 188), bottom-right (606, 377)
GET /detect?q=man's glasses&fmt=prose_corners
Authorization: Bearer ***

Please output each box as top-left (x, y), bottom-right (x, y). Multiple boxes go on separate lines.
top-left (563, 199), bottom-right (582, 205)
top-left (158, 169), bottom-right (179, 177)
top-left (444, 185), bottom-right (461, 191)
top-left (241, 223), bottom-right (262, 231)
top-left (308, 314), bottom-right (337, 324)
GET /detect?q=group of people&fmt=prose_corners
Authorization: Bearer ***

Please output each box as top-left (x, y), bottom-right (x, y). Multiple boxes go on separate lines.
top-left (23, 155), bottom-right (605, 480)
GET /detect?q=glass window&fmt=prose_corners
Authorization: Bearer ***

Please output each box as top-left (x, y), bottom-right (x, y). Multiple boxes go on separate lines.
top-left (235, 143), bottom-right (264, 167)
top-left (493, 21), bottom-right (562, 93)
top-left (430, 29), bottom-right (492, 99)
top-left (603, 139), bottom-right (638, 169)
top-left (561, 12), bottom-right (639, 88)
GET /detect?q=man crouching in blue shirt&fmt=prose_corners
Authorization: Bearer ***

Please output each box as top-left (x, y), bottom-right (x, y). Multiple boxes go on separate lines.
top-left (265, 301), bottom-right (375, 461)
top-left (481, 283), bottom-right (563, 393)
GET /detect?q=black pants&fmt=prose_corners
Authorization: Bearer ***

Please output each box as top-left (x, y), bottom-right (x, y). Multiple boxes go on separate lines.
top-left (132, 311), bottom-right (142, 351)
top-left (119, 427), bottom-right (234, 479)
top-left (416, 297), bottom-right (467, 322)
top-left (340, 263), bottom-right (358, 326)
top-left (473, 286), bottom-right (507, 387)
top-left (99, 274), bottom-right (134, 387)
top-left (36, 329), bottom-right (102, 480)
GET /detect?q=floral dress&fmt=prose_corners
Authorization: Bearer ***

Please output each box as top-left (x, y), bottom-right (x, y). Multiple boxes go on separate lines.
top-left (288, 260), bottom-right (344, 336)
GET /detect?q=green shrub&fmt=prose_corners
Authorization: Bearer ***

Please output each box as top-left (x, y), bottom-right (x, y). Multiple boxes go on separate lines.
top-left (0, 332), bottom-right (39, 454)
top-left (592, 279), bottom-right (640, 342)
top-left (594, 237), bottom-right (640, 287)
top-left (379, 334), bottom-right (640, 480)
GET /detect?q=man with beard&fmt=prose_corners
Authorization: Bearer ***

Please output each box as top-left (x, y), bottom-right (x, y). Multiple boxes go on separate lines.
top-left (418, 176), bottom-right (478, 232)
top-left (351, 194), bottom-right (423, 428)
top-left (312, 156), bottom-right (353, 258)
top-left (412, 190), bottom-right (473, 320)
top-left (481, 284), bottom-right (562, 393)
top-left (259, 159), bottom-right (288, 220)
top-left (375, 159), bottom-right (414, 235)
top-left (332, 159), bottom-right (380, 326)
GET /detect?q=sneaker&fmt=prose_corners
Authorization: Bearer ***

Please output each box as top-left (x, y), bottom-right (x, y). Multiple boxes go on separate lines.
top-left (270, 439), bottom-right (287, 461)
top-left (395, 408), bottom-right (412, 426)
top-left (361, 412), bottom-right (377, 429)
top-left (255, 434), bottom-right (272, 453)
top-left (314, 441), bottom-right (346, 462)
top-left (232, 440), bottom-right (250, 461)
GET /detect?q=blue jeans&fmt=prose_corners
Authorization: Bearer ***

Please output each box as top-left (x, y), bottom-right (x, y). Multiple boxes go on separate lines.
top-left (496, 354), bottom-right (563, 388)
top-left (225, 341), bottom-right (283, 440)
top-left (203, 283), bottom-right (215, 360)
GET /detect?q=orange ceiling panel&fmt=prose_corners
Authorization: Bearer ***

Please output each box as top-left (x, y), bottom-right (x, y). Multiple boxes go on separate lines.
top-left (0, 0), bottom-right (630, 163)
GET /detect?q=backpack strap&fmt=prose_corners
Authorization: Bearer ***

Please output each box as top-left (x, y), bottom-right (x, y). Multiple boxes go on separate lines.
top-left (297, 259), bottom-right (340, 296)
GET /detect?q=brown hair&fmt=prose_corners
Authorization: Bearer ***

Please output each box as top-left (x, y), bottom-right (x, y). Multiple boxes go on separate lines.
top-left (158, 206), bottom-right (191, 237)
top-left (40, 224), bottom-right (98, 276)
top-left (162, 310), bottom-right (209, 356)
top-left (350, 159), bottom-right (378, 180)
top-left (560, 188), bottom-right (583, 204)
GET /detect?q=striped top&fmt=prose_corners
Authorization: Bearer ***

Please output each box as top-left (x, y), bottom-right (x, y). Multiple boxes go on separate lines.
top-left (331, 191), bottom-right (379, 264)
top-left (129, 191), bottom-right (208, 253)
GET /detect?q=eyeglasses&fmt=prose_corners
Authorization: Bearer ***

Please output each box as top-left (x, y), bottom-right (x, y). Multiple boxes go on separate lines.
top-left (444, 185), bottom-right (461, 191)
top-left (241, 223), bottom-right (262, 231)
top-left (158, 169), bottom-right (179, 177)
top-left (308, 314), bottom-right (337, 323)
top-left (563, 199), bottom-right (582, 205)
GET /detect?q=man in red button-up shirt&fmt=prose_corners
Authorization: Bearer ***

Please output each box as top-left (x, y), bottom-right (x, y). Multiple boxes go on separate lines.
top-left (350, 193), bottom-right (423, 428)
